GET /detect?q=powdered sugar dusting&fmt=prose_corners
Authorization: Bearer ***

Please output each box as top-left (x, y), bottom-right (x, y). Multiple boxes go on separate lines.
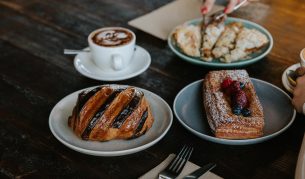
top-left (203, 70), bottom-right (264, 139)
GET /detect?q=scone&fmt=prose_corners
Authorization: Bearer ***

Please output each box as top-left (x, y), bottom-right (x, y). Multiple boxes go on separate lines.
top-left (201, 15), bottom-right (226, 61)
top-left (203, 70), bottom-right (264, 139)
top-left (224, 28), bottom-right (269, 62)
top-left (68, 85), bottom-right (154, 141)
top-left (173, 24), bottom-right (201, 57)
top-left (212, 22), bottom-right (243, 60)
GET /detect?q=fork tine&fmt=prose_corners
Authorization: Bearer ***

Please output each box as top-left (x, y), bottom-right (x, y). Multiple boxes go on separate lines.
top-left (175, 147), bottom-right (193, 173)
top-left (158, 145), bottom-right (194, 179)
top-left (170, 146), bottom-right (188, 171)
top-left (170, 146), bottom-right (193, 173)
top-left (168, 145), bottom-right (186, 170)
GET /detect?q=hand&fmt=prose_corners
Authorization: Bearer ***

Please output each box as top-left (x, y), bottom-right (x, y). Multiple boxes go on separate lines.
top-left (292, 75), bottom-right (305, 113)
top-left (201, 0), bottom-right (240, 14)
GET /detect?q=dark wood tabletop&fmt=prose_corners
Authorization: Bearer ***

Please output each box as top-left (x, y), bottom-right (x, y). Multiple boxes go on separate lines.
top-left (1, 0), bottom-right (305, 178)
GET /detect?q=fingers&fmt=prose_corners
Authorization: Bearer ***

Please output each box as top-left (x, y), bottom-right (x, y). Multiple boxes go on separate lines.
top-left (296, 75), bottom-right (305, 85)
top-left (292, 88), bottom-right (302, 113)
top-left (224, 0), bottom-right (239, 13)
top-left (292, 98), bottom-right (302, 113)
top-left (201, 0), bottom-right (216, 14)
top-left (292, 75), bottom-right (305, 113)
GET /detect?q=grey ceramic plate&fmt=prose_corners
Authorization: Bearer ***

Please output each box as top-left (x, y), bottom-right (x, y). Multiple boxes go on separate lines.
top-left (168, 17), bottom-right (273, 68)
top-left (173, 79), bottom-right (296, 145)
top-left (49, 85), bottom-right (173, 156)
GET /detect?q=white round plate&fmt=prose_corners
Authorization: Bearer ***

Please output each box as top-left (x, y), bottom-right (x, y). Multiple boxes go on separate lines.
top-left (74, 45), bottom-right (151, 81)
top-left (49, 85), bottom-right (173, 156)
top-left (168, 17), bottom-right (273, 67)
top-left (282, 63), bottom-right (300, 93)
top-left (173, 79), bottom-right (296, 145)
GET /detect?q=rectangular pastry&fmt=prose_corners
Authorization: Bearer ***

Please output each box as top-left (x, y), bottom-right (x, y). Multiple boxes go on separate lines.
top-left (203, 70), bottom-right (264, 139)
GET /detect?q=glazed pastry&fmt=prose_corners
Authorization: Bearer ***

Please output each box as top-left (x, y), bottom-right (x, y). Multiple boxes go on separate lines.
top-left (201, 15), bottom-right (226, 61)
top-left (224, 28), bottom-right (269, 62)
top-left (203, 70), bottom-right (264, 139)
top-left (68, 85), bottom-right (154, 141)
top-left (173, 24), bottom-right (201, 57)
top-left (212, 22), bottom-right (243, 60)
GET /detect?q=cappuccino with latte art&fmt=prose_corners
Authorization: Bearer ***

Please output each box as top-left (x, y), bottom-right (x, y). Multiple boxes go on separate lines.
top-left (92, 29), bottom-right (133, 47)
top-left (88, 27), bottom-right (136, 72)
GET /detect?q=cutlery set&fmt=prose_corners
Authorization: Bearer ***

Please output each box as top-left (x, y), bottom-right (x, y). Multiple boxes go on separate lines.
top-left (203, 0), bottom-right (248, 25)
top-left (158, 146), bottom-right (216, 179)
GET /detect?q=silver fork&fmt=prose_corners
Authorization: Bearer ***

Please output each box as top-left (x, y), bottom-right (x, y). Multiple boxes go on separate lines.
top-left (158, 146), bottom-right (194, 179)
top-left (203, 0), bottom-right (249, 25)
top-left (214, 0), bottom-right (248, 20)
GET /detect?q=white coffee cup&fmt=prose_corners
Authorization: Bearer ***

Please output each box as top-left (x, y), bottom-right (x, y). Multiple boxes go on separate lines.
top-left (88, 27), bottom-right (136, 72)
top-left (300, 48), bottom-right (305, 67)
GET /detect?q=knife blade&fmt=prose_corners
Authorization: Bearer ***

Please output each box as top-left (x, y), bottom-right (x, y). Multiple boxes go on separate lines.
top-left (183, 163), bottom-right (216, 179)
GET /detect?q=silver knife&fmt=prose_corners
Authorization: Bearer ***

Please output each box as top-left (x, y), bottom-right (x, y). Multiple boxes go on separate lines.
top-left (183, 163), bottom-right (216, 179)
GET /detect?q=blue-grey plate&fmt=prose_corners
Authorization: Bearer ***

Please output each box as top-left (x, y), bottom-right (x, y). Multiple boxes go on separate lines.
top-left (168, 17), bottom-right (273, 68)
top-left (173, 79), bottom-right (296, 145)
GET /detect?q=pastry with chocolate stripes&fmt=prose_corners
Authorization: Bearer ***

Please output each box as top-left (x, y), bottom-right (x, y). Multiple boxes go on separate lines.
top-left (68, 85), bottom-right (154, 141)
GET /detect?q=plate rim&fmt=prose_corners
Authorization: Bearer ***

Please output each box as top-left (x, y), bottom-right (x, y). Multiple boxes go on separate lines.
top-left (73, 45), bottom-right (151, 81)
top-left (173, 78), bottom-right (296, 145)
top-left (49, 85), bottom-right (173, 156)
top-left (282, 63), bottom-right (300, 93)
top-left (168, 17), bottom-right (274, 67)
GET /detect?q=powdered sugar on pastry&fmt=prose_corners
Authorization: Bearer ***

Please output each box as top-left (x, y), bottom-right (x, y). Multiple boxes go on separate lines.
top-left (212, 22), bottom-right (243, 59)
top-left (173, 24), bottom-right (201, 57)
top-left (203, 70), bottom-right (264, 139)
top-left (201, 17), bottom-right (225, 61)
top-left (224, 28), bottom-right (269, 63)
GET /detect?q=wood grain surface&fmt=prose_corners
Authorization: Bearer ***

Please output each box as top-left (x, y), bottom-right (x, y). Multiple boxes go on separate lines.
top-left (0, 0), bottom-right (305, 178)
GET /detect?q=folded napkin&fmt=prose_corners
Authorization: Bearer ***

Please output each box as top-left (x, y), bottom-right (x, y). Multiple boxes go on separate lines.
top-left (128, 0), bottom-right (223, 40)
top-left (139, 154), bottom-right (223, 179)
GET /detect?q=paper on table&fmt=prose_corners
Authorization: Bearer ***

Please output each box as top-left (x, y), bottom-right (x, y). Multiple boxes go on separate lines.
top-left (138, 154), bottom-right (222, 179)
top-left (128, 0), bottom-right (223, 40)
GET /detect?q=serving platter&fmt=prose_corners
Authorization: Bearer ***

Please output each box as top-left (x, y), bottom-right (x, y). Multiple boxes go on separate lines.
top-left (173, 79), bottom-right (296, 145)
top-left (168, 17), bottom-right (273, 68)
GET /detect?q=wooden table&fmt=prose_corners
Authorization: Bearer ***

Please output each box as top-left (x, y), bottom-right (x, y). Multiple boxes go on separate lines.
top-left (1, 0), bottom-right (304, 178)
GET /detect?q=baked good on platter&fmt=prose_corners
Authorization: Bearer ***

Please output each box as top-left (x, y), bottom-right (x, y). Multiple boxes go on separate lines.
top-left (212, 22), bottom-right (243, 59)
top-left (172, 17), bottom-right (269, 63)
top-left (201, 15), bottom-right (226, 61)
top-left (173, 24), bottom-right (201, 57)
top-left (223, 28), bottom-right (269, 63)
top-left (68, 85), bottom-right (154, 141)
top-left (203, 70), bottom-right (264, 139)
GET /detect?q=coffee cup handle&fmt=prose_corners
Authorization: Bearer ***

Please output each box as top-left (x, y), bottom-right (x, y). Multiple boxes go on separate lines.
top-left (112, 54), bottom-right (124, 71)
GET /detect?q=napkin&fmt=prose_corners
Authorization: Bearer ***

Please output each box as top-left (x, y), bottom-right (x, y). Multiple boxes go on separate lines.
top-left (139, 154), bottom-right (223, 179)
top-left (128, 0), bottom-right (223, 40)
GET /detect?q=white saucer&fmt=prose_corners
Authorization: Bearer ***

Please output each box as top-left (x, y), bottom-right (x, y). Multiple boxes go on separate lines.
top-left (282, 63), bottom-right (300, 93)
top-left (74, 45), bottom-right (151, 81)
